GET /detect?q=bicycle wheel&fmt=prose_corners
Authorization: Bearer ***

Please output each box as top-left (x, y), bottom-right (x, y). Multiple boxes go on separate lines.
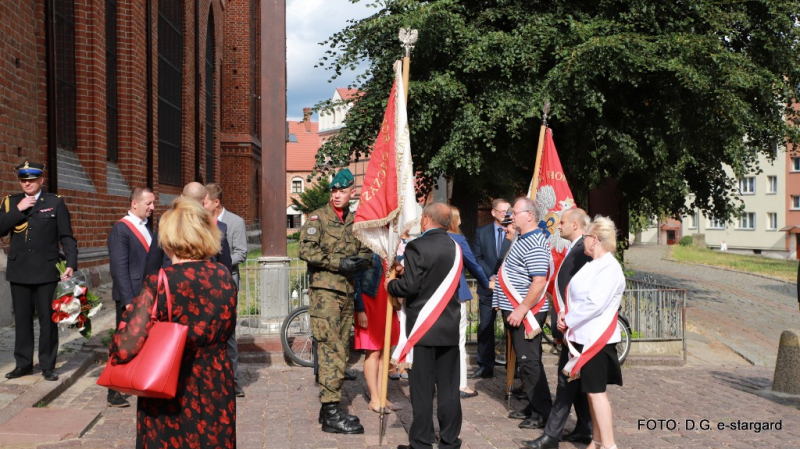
top-left (281, 306), bottom-right (314, 367)
top-left (616, 316), bottom-right (632, 366)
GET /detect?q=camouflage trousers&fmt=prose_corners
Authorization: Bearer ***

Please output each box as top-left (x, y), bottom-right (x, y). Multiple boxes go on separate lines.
top-left (309, 288), bottom-right (353, 403)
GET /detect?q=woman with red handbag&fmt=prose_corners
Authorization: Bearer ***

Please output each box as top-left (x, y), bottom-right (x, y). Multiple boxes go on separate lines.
top-left (108, 198), bottom-right (237, 449)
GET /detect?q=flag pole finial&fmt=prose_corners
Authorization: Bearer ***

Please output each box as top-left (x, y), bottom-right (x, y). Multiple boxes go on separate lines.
top-left (542, 101), bottom-right (551, 126)
top-left (399, 28), bottom-right (418, 57)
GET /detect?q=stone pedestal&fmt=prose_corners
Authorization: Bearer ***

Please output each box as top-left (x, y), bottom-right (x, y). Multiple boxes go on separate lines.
top-left (258, 256), bottom-right (290, 332)
top-left (772, 330), bottom-right (800, 395)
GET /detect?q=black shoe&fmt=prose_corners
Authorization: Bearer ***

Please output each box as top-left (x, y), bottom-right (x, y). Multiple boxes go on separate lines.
top-left (344, 369), bottom-right (357, 381)
top-left (235, 385), bottom-right (245, 397)
top-left (318, 404), bottom-right (360, 424)
top-left (561, 430), bottom-right (593, 444)
top-left (397, 446), bottom-right (410, 449)
top-left (320, 403), bottom-right (364, 434)
top-left (107, 392), bottom-right (130, 408)
top-left (522, 434), bottom-right (560, 449)
top-left (5, 366), bottom-right (32, 379)
top-left (460, 390), bottom-right (479, 399)
top-left (508, 407), bottom-right (532, 420)
top-left (467, 368), bottom-right (493, 379)
top-left (519, 416), bottom-right (546, 429)
top-left (42, 369), bottom-right (58, 381)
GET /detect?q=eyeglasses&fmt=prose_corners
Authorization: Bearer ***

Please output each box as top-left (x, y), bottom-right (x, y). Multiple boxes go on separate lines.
top-left (585, 234), bottom-right (601, 242)
top-left (493, 208), bottom-right (509, 215)
top-left (510, 210), bottom-right (531, 217)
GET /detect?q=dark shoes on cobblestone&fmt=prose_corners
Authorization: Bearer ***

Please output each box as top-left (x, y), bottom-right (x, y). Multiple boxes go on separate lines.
top-left (317, 403), bottom-right (360, 425)
top-left (320, 403), bottom-right (364, 434)
top-left (107, 392), bottom-right (130, 408)
top-left (235, 385), bottom-right (245, 397)
top-left (522, 434), bottom-right (560, 449)
top-left (5, 366), bottom-right (32, 379)
top-left (467, 368), bottom-right (493, 379)
top-left (519, 416), bottom-right (546, 429)
top-left (508, 407), bottom-right (532, 420)
top-left (561, 430), bottom-right (593, 444)
top-left (42, 369), bottom-right (58, 381)
top-left (511, 385), bottom-right (527, 400)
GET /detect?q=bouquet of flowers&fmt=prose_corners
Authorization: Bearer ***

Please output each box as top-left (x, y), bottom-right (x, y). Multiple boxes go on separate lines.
top-left (51, 261), bottom-right (102, 339)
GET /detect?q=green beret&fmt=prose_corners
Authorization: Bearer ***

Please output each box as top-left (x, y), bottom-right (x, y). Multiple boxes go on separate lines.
top-left (330, 169), bottom-right (354, 190)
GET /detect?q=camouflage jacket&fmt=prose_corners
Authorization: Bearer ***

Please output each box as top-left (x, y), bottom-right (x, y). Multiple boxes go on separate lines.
top-left (299, 202), bottom-right (372, 294)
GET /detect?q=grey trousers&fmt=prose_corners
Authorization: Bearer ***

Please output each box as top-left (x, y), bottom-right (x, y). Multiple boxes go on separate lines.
top-left (227, 270), bottom-right (240, 386)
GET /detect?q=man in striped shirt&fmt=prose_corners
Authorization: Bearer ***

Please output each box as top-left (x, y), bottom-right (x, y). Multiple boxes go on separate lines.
top-left (493, 197), bottom-right (553, 430)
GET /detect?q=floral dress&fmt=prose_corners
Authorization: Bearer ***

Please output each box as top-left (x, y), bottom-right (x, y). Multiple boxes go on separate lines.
top-left (109, 261), bottom-right (237, 449)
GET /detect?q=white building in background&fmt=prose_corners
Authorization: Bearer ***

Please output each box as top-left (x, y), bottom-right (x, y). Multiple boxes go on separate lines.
top-left (681, 151), bottom-right (787, 256)
top-left (318, 88), bottom-right (360, 134)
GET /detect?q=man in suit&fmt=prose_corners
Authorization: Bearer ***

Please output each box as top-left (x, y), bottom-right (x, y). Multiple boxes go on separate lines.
top-left (0, 162), bottom-right (77, 382)
top-left (204, 183), bottom-right (247, 397)
top-left (106, 187), bottom-right (155, 407)
top-left (387, 203), bottom-right (463, 449)
top-left (145, 182), bottom-right (232, 275)
top-left (523, 208), bottom-right (593, 448)
top-left (470, 198), bottom-right (512, 379)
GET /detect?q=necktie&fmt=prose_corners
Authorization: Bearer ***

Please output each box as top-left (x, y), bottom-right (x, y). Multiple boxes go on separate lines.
top-left (497, 228), bottom-right (504, 257)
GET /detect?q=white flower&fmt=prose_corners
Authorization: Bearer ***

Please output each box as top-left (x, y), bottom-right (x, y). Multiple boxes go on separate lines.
top-left (87, 303), bottom-right (103, 317)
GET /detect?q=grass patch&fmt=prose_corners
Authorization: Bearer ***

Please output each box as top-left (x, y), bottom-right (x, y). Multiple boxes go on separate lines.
top-left (670, 245), bottom-right (798, 282)
top-left (246, 240), bottom-right (300, 260)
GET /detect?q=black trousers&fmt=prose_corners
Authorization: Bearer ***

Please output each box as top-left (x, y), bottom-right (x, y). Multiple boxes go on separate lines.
top-left (543, 342), bottom-right (592, 439)
top-left (11, 282), bottom-right (59, 371)
top-left (408, 345), bottom-right (462, 449)
top-left (475, 294), bottom-right (496, 371)
top-left (503, 310), bottom-right (552, 419)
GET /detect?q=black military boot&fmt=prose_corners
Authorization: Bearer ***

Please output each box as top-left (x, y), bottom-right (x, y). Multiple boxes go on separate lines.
top-left (320, 403), bottom-right (365, 434)
top-left (318, 403), bottom-right (360, 424)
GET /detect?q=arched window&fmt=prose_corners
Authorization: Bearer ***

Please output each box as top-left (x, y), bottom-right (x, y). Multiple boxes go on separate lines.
top-left (204, 12), bottom-right (216, 182)
top-left (158, 0), bottom-right (183, 185)
top-left (291, 177), bottom-right (304, 194)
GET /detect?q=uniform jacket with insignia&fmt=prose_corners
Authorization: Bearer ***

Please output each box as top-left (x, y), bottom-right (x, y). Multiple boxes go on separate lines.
top-left (0, 191), bottom-right (78, 284)
top-left (299, 201), bottom-right (372, 295)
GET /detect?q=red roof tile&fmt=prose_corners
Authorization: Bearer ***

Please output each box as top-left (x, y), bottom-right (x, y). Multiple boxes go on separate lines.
top-left (336, 88), bottom-right (361, 102)
top-left (286, 120), bottom-right (320, 171)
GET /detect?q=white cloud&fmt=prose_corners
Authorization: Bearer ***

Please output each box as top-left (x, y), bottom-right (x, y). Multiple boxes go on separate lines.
top-left (287, 0), bottom-right (373, 121)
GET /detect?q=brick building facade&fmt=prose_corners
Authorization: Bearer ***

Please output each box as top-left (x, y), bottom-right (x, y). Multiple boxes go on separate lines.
top-left (0, 0), bottom-right (264, 269)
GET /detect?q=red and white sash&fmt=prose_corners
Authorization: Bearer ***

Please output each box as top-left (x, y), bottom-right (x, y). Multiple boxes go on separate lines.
top-left (391, 241), bottom-right (462, 367)
top-left (562, 284), bottom-right (619, 380)
top-left (119, 219), bottom-right (150, 253)
top-left (497, 261), bottom-right (548, 339)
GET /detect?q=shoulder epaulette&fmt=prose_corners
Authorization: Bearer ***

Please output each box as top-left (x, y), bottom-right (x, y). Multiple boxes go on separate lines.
top-left (2, 196), bottom-right (8, 213)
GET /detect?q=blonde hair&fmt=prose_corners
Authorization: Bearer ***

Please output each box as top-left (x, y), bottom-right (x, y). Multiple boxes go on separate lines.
top-left (158, 197), bottom-right (221, 260)
top-left (587, 215), bottom-right (617, 252)
top-left (448, 205), bottom-right (462, 234)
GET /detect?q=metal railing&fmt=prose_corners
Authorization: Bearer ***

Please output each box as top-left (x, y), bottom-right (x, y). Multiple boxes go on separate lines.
top-left (236, 258), bottom-right (309, 336)
top-left (623, 278), bottom-right (686, 342)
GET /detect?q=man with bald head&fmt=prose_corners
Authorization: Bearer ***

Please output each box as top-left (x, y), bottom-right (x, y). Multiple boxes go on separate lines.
top-left (387, 202), bottom-right (464, 449)
top-left (523, 207), bottom-right (593, 449)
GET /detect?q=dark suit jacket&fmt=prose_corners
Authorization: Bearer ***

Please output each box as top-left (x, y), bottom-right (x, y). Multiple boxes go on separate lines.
top-left (552, 235), bottom-right (593, 340)
top-left (0, 191), bottom-right (78, 284)
top-left (449, 232), bottom-right (490, 300)
top-left (472, 222), bottom-right (512, 298)
top-left (108, 219), bottom-right (152, 306)
top-left (145, 220), bottom-right (232, 276)
top-left (387, 228), bottom-right (461, 346)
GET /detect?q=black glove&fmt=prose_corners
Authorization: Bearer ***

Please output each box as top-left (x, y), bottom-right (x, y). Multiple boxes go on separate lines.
top-left (339, 256), bottom-right (370, 274)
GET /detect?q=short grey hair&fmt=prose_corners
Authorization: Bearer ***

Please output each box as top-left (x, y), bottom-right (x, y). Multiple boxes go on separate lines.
top-left (514, 197), bottom-right (537, 221)
top-left (423, 202), bottom-right (452, 229)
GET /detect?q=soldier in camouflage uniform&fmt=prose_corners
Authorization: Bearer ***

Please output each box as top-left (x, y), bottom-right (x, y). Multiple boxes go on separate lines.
top-left (299, 168), bottom-right (372, 434)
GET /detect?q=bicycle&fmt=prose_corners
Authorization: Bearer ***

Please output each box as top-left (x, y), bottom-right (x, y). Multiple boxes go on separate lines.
top-left (280, 305), bottom-right (315, 367)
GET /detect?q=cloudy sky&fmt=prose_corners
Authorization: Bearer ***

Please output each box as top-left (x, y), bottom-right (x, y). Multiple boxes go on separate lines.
top-left (286, 0), bottom-right (374, 121)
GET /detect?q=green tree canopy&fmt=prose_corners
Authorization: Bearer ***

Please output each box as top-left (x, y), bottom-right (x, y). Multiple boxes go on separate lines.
top-left (292, 178), bottom-right (330, 214)
top-left (315, 0), bottom-right (800, 220)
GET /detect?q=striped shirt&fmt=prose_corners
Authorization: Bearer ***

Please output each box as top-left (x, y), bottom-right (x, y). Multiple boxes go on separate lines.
top-left (493, 229), bottom-right (551, 312)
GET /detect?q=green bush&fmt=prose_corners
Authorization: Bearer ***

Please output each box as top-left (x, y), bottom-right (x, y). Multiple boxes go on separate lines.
top-left (288, 231), bottom-right (300, 241)
top-left (679, 236), bottom-right (693, 247)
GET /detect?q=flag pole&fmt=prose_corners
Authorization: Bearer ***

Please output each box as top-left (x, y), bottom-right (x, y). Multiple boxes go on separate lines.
top-left (378, 28), bottom-right (418, 447)
top-left (506, 101), bottom-right (551, 403)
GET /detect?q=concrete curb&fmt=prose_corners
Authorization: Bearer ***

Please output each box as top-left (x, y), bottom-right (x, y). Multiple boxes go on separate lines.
top-left (662, 257), bottom-right (796, 285)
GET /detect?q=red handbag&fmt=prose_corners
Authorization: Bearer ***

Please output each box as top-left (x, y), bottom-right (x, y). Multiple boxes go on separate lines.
top-left (97, 269), bottom-right (188, 399)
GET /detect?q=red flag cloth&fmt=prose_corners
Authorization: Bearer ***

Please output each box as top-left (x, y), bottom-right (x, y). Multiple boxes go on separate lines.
top-left (533, 128), bottom-right (576, 314)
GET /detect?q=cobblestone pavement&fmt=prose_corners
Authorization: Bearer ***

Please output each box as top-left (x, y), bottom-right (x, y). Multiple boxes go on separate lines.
top-left (626, 245), bottom-right (798, 367)
top-left (11, 358), bottom-right (800, 449)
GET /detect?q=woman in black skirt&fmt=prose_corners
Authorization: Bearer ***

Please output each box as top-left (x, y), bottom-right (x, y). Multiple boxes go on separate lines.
top-left (558, 215), bottom-right (625, 449)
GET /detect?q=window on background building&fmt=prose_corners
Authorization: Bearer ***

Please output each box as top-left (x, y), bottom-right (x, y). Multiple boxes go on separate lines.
top-left (767, 212), bottom-right (778, 230)
top-left (688, 211), bottom-right (698, 229)
top-left (792, 157), bottom-right (800, 172)
top-left (288, 133), bottom-right (298, 143)
top-left (738, 176), bottom-right (755, 194)
top-left (767, 176), bottom-right (777, 194)
top-left (157, 0), bottom-right (184, 186)
top-left (738, 212), bottom-right (755, 230)
top-left (291, 178), bottom-right (303, 193)
top-left (55, 0), bottom-right (77, 151)
top-left (708, 217), bottom-right (726, 229)
top-left (204, 13), bottom-right (216, 182)
top-left (106, 0), bottom-right (118, 161)
top-left (793, 196), bottom-right (800, 209)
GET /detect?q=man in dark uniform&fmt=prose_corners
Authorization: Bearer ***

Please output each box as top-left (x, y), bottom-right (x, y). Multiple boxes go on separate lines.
top-left (299, 168), bottom-right (372, 434)
top-left (0, 162), bottom-right (78, 381)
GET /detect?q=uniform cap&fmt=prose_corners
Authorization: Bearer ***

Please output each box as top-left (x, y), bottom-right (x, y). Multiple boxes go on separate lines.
top-left (330, 168), bottom-right (354, 190)
top-left (15, 161), bottom-right (44, 180)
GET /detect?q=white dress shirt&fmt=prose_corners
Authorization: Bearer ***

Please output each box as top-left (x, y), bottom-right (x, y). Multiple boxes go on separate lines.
top-left (122, 211), bottom-right (152, 246)
top-left (564, 251), bottom-right (624, 345)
